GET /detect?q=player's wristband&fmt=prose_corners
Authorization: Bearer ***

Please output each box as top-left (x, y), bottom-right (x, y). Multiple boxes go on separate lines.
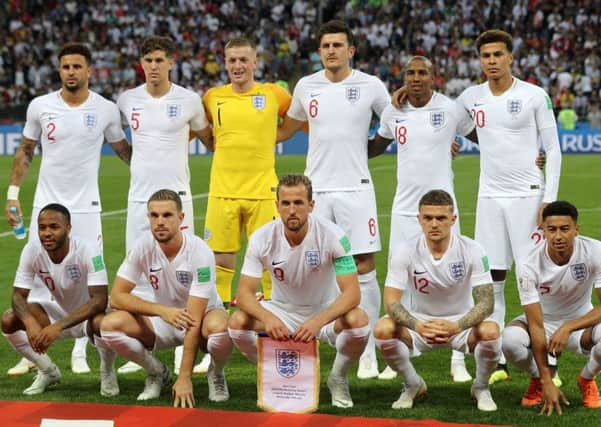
top-left (7, 185), bottom-right (19, 200)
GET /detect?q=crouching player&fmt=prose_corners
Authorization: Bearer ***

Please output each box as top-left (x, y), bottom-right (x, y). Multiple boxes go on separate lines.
top-left (503, 201), bottom-right (601, 415)
top-left (1, 203), bottom-right (118, 396)
top-left (98, 190), bottom-right (232, 405)
top-left (228, 174), bottom-right (370, 408)
top-left (374, 189), bottom-right (500, 411)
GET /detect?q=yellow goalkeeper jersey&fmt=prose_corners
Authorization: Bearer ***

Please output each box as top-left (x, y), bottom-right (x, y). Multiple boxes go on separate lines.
top-left (203, 82), bottom-right (291, 199)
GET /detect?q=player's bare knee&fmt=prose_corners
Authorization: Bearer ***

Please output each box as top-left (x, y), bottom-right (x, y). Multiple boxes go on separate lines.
top-left (477, 321), bottom-right (500, 341)
top-left (99, 311), bottom-right (129, 332)
top-left (341, 307), bottom-right (368, 329)
top-left (1, 309), bottom-right (19, 333)
top-left (228, 310), bottom-right (252, 330)
top-left (89, 313), bottom-right (105, 335)
top-left (373, 318), bottom-right (395, 340)
top-left (202, 310), bottom-right (229, 335)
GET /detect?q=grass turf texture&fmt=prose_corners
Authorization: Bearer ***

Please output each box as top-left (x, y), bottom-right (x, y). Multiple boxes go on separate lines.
top-left (0, 153), bottom-right (600, 427)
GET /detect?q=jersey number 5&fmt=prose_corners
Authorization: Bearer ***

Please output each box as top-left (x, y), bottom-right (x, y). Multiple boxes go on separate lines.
top-left (131, 112), bottom-right (140, 130)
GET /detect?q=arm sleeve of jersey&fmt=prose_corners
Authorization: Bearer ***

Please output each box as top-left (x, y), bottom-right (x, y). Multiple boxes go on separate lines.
top-left (116, 95), bottom-right (129, 127)
top-left (240, 232), bottom-right (265, 279)
top-left (534, 90), bottom-right (557, 130)
top-left (593, 242), bottom-right (601, 289)
top-left (188, 245), bottom-right (215, 300)
top-left (372, 78), bottom-right (392, 117)
top-left (116, 245), bottom-right (143, 284)
top-left (269, 83), bottom-right (292, 117)
top-left (540, 125), bottom-right (562, 202)
top-left (22, 99), bottom-right (42, 140)
top-left (286, 83), bottom-right (307, 121)
top-left (13, 243), bottom-right (36, 290)
top-left (377, 106), bottom-right (394, 139)
top-left (469, 242), bottom-right (493, 288)
top-left (202, 91), bottom-right (213, 124)
top-left (454, 100), bottom-right (476, 136)
top-left (104, 103), bottom-right (128, 143)
top-left (84, 244), bottom-right (109, 287)
top-left (516, 264), bottom-right (540, 306)
top-left (189, 93), bottom-right (209, 131)
top-left (385, 243), bottom-right (410, 291)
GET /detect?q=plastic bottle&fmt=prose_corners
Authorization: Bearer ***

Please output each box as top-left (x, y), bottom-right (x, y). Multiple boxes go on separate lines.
top-left (9, 206), bottom-right (26, 240)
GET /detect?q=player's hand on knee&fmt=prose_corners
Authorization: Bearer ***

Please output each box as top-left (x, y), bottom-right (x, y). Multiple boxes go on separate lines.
top-left (548, 327), bottom-right (569, 358)
top-left (34, 324), bottom-right (61, 353)
top-left (264, 315), bottom-right (290, 341)
top-left (292, 318), bottom-right (321, 342)
top-left (162, 307), bottom-right (196, 330)
top-left (172, 377), bottom-right (195, 408)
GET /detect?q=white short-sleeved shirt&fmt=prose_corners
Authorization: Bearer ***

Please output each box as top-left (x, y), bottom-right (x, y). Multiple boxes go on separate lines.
top-left (378, 92), bottom-right (474, 215)
top-left (386, 233), bottom-right (492, 321)
top-left (516, 236), bottom-right (601, 322)
top-left (117, 84), bottom-right (208, 202)
top-left (287, 70), bottom-right (390, 192)
top-left (457, 78), bottom-right (557, 199)
top-left (23, 91), bottom-right (126, 212)
top-left (14, 237), bottom-right (108, 313)
top-left (241, 214), bottom-right (352, 314)
top-left (116, 233), bottom-right (220, 308)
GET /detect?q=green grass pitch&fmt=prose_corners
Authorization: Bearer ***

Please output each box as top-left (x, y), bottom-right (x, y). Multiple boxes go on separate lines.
top-left (0, 153), bottom-right (600, 426)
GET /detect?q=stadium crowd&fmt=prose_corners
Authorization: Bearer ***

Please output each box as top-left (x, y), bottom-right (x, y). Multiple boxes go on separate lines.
top-left (1, 0), bottom-right (600, 119)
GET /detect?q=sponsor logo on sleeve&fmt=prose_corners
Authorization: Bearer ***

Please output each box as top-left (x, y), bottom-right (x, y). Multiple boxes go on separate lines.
top-left (197, 266), bottom-right (211, 282)
top-left (92, 255), bottom-right (105, 272)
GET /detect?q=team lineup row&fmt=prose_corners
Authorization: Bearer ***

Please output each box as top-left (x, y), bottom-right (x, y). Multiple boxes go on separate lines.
top-left (3, 19), bottom-right (586, 415)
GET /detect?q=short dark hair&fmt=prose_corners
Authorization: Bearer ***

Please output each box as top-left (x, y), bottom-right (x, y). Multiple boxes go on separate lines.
top-left (148, 189), bottom-right (182, 211)
top-left (404, 56), bottom-right (434, 75)
top-left (277, 174), bottom-right (313, 201)
top-left (141, 36), bottom-right (176, 58)
top-left (418, 189), bottom-right (454, 210)
top-left (317, 19), bottom-right (354, 46)
top-left (58, 43), bottom-right (92, 65)
top-left (225, 37), bottom-right (256, 51)
top-left (476, 29), bottom-right (513, 53)
top-left (39, 203), bottom-right (71, 224)
top-left (542, 201), bottom-right (578, 222)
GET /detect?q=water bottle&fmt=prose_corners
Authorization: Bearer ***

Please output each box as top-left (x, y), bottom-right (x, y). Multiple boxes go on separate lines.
top-left (9, 206), bottom-right (27, 240)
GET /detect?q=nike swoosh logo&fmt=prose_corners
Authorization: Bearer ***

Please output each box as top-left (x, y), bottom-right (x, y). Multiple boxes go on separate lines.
top-left (310, 93), bottom-right (320, 98)
top-left (217, 101), bottom-right (226, 106)
top-left (473, 103), bottom-right (484, 107)
top-left (39, 270), bottom-right (49, 274)
top-left (395, 119), bottom-right (407, 123)
top-left (413, 270), bottom-right (426, 275)
top-left (271, 260), bottom-right (285, 266)
top-left (132, 107), bottom-right (144, 111)
top-left (150, 267), bottom-right (162, 272)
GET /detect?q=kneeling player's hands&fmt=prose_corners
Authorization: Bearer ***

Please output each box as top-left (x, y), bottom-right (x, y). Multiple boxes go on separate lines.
top-left (548, 326), bottom-right (570, 358)
top-left (418, 319), bottom-right (459, 344)
top-left (33, 323), bottom-right (62, 353)
top-left (264, 313), bottom-right (290, 341)
top-left (540, 382), bottom-right (569, 416)
top-left (173, 376), bottom-right (195, 408)
top-left (162, 307), bottom-right (196, 330)
top-left (293, 317), bottom-right (321, 342)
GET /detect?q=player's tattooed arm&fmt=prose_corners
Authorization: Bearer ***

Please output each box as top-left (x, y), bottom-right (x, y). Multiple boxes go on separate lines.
top-left (110, 139), bottom-right (132, 165)
top-left (457, 283), bottom-right (494, 331)
top-left (10, 137), bottom-right (37, 185)
top-left (368, 135), bottom-right (393, 158)
top-left (387, 301), bottom-right (419, 330)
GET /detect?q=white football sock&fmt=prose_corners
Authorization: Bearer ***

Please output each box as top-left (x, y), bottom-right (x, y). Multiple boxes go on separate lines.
top-left (474, 337), bottom-right (501, 387)
top-left (100, 330), bottom-right (163, 375)
top-left (376, 338), bottom-right (420, 386)
top-left (358, 270), bottom-right (381, 362)
top-left (207, 332), bottom-right (233, 372)
top-left (92, 334), bottom-right (117, 372)
top-left (71, 336), bottom-right (88, 358)
top-left (4, 330), bottom-right (54, 371)
top-left (228, 328), bottom-right (258, 363)
top-left (331, 325), bottom-right (370, 377)
top-left (581, 325), bottom-right (601, 379)
top-left (502, 326), bottom-right (538, 377)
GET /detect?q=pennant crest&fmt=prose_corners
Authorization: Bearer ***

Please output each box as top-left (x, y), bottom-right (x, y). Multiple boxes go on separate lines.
top-left (276, 349), bottom-right (301, 378)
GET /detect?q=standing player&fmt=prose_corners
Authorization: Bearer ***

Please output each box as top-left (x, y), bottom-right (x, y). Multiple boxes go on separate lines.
top-left (4, 42), bottom-right (130, 376)
top-left (1, 204), bottom-right (118, 397)
top-left (116, 36), bottom-right (213, 374)
top-left (202, 36), bottom-right (290, 315)
top-left (369, 55), bottom-right (476, 382)
top-left (456, 29), bottom-right (562, 382)
top-left (99, 190), bottom-right (231, 403)
top-left (374, 190), bottom-right (500, 411)
top-left (504, 201), bottom-right (600, 414)
top-left (228, 174), bottom-right (369, 408)
top-left (277, 19), bottom-right (389, 380)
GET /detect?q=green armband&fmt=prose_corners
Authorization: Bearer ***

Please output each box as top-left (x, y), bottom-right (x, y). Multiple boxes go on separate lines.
top-left (334, 255), bottom-right (357, 275)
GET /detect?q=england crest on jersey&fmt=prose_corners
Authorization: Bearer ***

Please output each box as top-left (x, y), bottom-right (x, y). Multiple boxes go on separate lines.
top-left (252, 95), bottom-right (266, 110)
top-left (305, 250), bottom-right (321, 267)
top-left (449, 261), bottom-right (466, 280)
top-left (430, 112), bottom-right (445, 129)
top-left (276, 349), bottom-right (300, 378)
top-left (176, 270), bottom-right (192, 286)
top-left (83, 113), bottom-right (97, 130)
top-left (66, 264), bottom-right (81, 280)
top-left (166, 104), bottom-right (182, 119)
top-left (570, 263), bottom-right (587, 281)
top-left (346, 87), bottom-right (360, 103)
top-left (507, 99), bottom-right (522, 115)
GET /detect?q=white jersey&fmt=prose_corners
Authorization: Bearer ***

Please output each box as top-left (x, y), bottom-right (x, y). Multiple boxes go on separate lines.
top-left (23, 90), bottom-right (125, 212)
top-left (241, 214), bottom-right (352, 313)
top-left (116, 233), bottom-right (220, 308)
top-left (517, 236), bottom-right (601, 322)
top-left (386, 233), bottom-right (492, 321)
top-left (457, 78), bottom-right (557, 198)
top-left (117, 83), bottom-right (208, 202)
top-left (287, 69), bottom-right (390, 191)
top-left (378, 92), bottom-right (474, 215)
top-left (13, 237), bottom-right (108, 313)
